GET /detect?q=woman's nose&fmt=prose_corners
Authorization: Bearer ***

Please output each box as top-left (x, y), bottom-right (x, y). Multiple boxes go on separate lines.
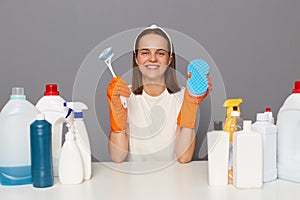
top-left (149, 52), bottom-right (157, 62)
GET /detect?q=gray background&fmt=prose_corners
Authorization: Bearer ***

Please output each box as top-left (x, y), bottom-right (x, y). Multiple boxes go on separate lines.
top-left (1, 0), bottom-right (299, 161)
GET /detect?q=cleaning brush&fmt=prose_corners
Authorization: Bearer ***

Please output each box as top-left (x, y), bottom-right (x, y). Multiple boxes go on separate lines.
top-left (99, 47), bottom-right (127, 108)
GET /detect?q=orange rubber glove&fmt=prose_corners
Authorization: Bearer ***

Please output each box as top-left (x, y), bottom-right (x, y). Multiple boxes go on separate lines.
top-left (177, 75), bottom-right (212, 129)
top-left (107, 77), bottom-right (131, 132)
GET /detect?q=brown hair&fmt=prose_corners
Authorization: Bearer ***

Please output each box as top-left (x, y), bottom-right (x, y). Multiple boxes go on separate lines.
top-left (131, 28), bottom-right (181, 95)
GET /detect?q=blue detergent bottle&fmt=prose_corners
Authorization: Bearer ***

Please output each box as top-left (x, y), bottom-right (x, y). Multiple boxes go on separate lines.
top-left (0, 87), bottom-right (39, 185)
top-left (30, 114), bottom-right (53, 188)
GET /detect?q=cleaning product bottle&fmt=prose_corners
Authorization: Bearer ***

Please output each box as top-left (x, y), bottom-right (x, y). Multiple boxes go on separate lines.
top-left (30, 114), bottom-right (53, 188)
top-left (36, 84), bottom-right (67, 177)
top-left (233, 120), bottom-right (263, 188)
top-left (0, 87), bottom-right (39, 185)
top-left (264, 107), bottom-right (274, 124)
top-left (223, 98), bottom-right (243, 120)
top-left (207, 121), bottom-right (229, 186)
top-left (223, 106), bottom-right (243, 184)
top-left (58, 124), bottom-right (84, 184)
top-left (64, 102), bottom-right (91, 180)
top-left (252, 113), bottom-right (277, 182)
top-left (277, 80), bottom-right (300, 183)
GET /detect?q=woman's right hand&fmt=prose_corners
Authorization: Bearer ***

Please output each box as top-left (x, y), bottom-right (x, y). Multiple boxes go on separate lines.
top-left (107, 77), bottom-right (131, 132)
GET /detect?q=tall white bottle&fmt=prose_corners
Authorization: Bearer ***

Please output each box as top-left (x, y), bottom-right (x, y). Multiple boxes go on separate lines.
top-left (207, 121), bottom-right (230, 186)
top-left (233, 120), bottom-right (263, 188)
top-left (252, 113), bottom-right (277, 182)
top-left (36, 84), bottom-right (67, 177)
top-left (58, 125), bottom-right (83, 184)
top-left (277, 81), bottom-right (300, 182)
top-left (64, 102), bottom-right (91, 180)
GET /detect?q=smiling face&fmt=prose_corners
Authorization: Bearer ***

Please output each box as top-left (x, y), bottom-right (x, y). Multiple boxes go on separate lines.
top-left (135, 34), bottom-right (172, 85)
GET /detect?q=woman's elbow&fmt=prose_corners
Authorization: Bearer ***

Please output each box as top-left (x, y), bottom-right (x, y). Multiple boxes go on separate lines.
top-left (110, 155), bottom-right (126, 163)
top-left (177, 155), bottom-right (192, 164)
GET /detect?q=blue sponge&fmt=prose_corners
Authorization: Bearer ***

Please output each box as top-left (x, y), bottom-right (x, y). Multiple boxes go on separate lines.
top-left (187, 59), bottom-right (210, 97)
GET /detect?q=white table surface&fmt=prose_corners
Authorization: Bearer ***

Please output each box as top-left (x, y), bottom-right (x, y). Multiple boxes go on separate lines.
top-left (0, 161), bottom-right (299, 200)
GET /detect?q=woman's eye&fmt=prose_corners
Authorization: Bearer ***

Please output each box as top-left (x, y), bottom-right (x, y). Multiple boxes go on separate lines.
top-left (157, 51), bottom-right (166, 56)
top-left (141, 51), bottom-right (149, 55)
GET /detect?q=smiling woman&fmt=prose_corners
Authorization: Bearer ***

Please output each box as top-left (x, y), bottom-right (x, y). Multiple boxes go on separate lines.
top-left (132, 25), bottom-right (179, 95)
top-left (106, 24), bottom-right (212, 163)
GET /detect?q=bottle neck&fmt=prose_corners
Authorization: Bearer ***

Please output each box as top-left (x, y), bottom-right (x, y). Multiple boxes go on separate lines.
top-left (10, 95), bottom-right (26, 100)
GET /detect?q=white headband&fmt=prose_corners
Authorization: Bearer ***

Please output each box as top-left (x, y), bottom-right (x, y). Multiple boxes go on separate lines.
top-left (133, 24), bottom-right (173, 56)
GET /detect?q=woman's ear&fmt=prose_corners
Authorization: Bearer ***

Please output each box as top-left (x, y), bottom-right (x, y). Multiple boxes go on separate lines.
top-left (168, 55), bottom-right (173, 66)
top-left (134, 52), bottom-right (139, 66)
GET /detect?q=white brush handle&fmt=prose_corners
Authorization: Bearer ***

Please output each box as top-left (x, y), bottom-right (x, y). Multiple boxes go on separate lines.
top-left (120, 96), bottom-right (128, 108)
top-left (106, 60), bottom-right (128, 108)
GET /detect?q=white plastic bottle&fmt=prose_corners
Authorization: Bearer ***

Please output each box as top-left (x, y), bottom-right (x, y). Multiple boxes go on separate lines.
top-left (64, 102), bottom-right (91, 180)
top-left (58, 125), bottom-right (84, 184)
top-left (207, 121), bottom-right (229, 186)
top-left (0, 87), bottom-right (39, 185)
top-left (36, 84), bottom-right (67, 177)
top-left (233, 120), bottom-right (263, 188)
top-left (277, 81), bottom-right (300, 182)
top-left (252, 113), bottom-right (277, 182)
top-left (264, 107), bottom-right (275, 124)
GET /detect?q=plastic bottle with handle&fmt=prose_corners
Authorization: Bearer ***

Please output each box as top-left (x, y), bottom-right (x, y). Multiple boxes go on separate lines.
top-left (0, 87), bottom-right (39, 185)
top-left (277, 80), bottom-right (300, 182)
top-left (36, 84), bottom-right (67, 177)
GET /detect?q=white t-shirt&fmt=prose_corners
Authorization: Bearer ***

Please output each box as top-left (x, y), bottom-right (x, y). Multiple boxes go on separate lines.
top-left (127, 87), bottom-right (185, 161)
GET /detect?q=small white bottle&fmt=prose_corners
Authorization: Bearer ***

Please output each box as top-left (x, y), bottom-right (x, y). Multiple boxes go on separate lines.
top-left (58, 125), bottom-right (83, 184)
top-left (207, 121), bottom-right (230, 186)
top-left (252, 113), bottom-right (277, 182)
top-left (264, 107), bottom-right (275, 124)
top-left (233, 120), bottom-right (263, 188)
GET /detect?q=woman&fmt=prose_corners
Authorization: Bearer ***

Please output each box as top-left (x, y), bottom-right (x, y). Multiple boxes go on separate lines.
top-left (107, 25), bottom-right (211, 163)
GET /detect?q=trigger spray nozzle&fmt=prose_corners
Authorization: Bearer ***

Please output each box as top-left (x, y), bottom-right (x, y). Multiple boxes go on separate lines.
top-left (64, 102), bottom-right (73, 119)
top-left (63, 102), bottom-right (88, 120)
top-left (223, 98), bottom-right (243, 119)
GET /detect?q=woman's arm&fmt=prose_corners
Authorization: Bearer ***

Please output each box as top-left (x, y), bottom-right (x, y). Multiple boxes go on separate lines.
top-left (175, 75), bottom-right (211, 163)
top-left (106, 77), bottom-right (131, 163)
top-left (175, 127), bottom-right (196, 163)
top-left (108, 130), bottom-right (129, 163)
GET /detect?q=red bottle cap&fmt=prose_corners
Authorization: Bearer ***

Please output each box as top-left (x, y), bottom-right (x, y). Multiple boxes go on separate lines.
top-left (44, 84), bottom-right (60, 96)
top-left (265, 107), bottom-right (271, 112)
top-left (292, 81), bottom-right (300, 93)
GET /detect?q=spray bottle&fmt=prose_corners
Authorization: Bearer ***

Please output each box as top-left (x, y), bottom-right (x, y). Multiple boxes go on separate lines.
top-left (64, 102), bottom-right (91, 180)
top-left (36, 84), bottom-right (67, 176)
top-left (223, 98), bottom-right (243, 120)
top-left (223, 98), bottom-right (243, 184)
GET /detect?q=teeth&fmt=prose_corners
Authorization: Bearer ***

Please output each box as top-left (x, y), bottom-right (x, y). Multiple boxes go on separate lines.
top-left (146, 65), bottom-right (159, 69)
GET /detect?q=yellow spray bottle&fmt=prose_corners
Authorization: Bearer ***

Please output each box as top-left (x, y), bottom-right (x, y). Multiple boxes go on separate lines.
top-left (223, 98), bottom-right (243, 120)
top-left (223, 98), bottom-right (243, 184)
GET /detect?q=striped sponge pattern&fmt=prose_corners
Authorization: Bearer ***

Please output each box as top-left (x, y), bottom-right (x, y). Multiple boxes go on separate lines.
top-left (187, 59), bottom-right (210, 97)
